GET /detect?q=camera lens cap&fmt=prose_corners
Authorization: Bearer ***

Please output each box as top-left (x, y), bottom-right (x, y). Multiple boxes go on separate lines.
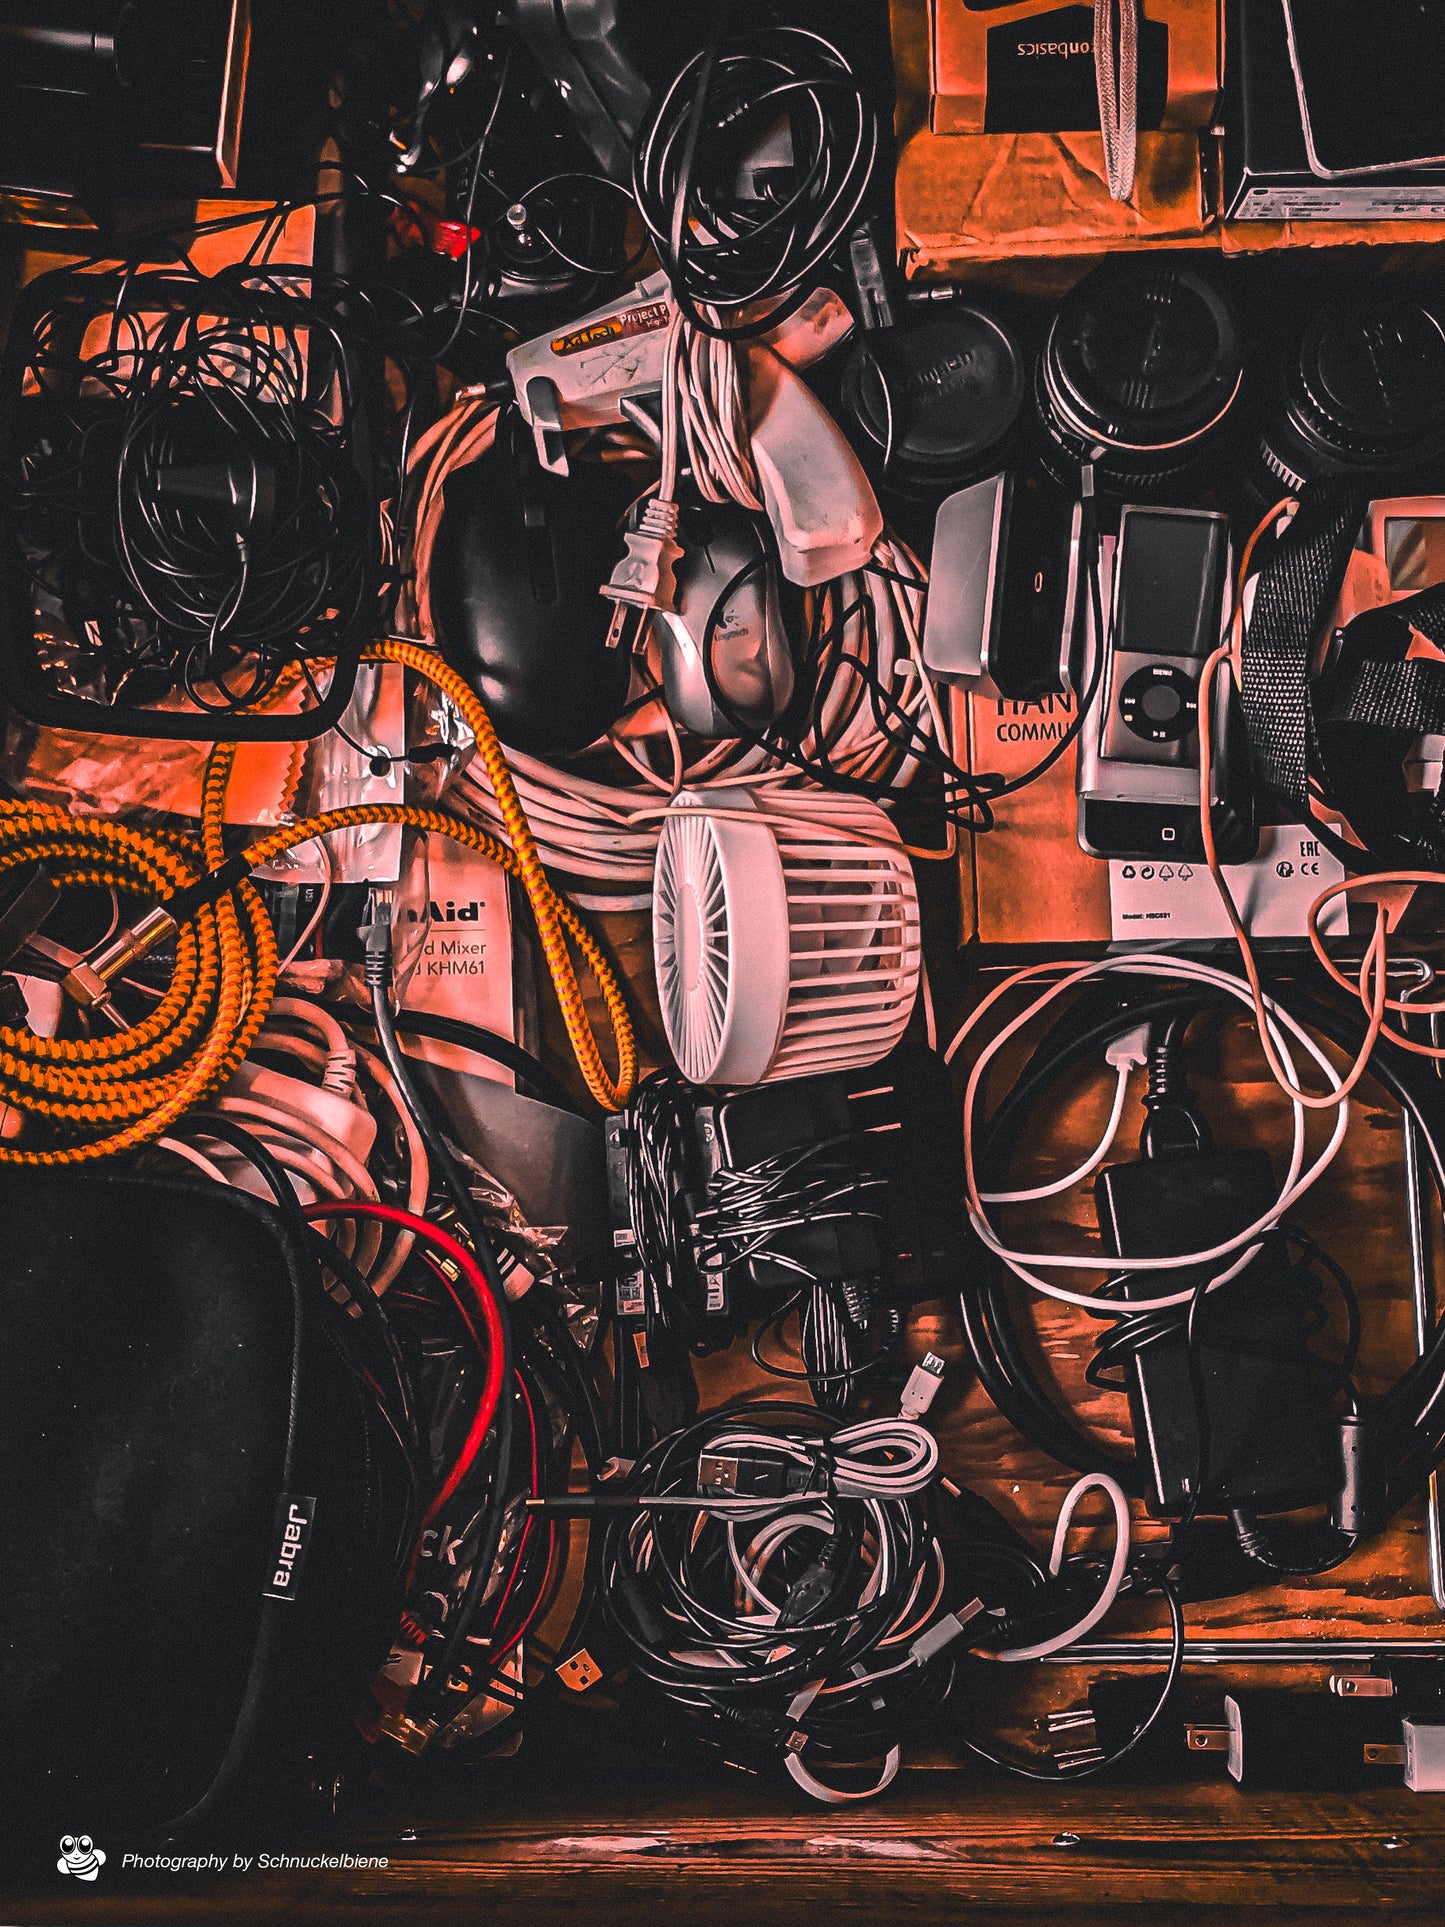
top-left (841, 307), bottom-right (1025, 495)
top-left (1291, 294), bottom-right (1445, 474)
top-left (1047, 261), bottom-right (1242, 451)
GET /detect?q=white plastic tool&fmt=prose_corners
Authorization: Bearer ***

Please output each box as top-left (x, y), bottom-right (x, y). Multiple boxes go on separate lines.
top-left (652, 787), bottom-right (920, 1086)
top-left (508, 272), bottom-right (675, 471)
top-left (745, 343), bottom-right (883, 586)
top-left (509, 279), bottom-right (855, 475)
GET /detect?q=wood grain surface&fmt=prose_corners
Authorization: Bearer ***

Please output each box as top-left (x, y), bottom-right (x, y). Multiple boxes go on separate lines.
top-left (9, 1777), bottom-right (1444, 1925)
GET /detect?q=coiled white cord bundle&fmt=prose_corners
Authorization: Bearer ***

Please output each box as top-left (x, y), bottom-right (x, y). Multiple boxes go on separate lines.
top-left (671, 315), bottom-right (763, 510)
top-left (947, 952), bottom-right (1351, 1317)
top-left (698, 1415), bottom-right (940, 1515)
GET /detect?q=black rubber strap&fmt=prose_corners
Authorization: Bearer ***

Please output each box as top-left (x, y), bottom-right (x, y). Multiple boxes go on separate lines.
top-left (166, 849), bottom-right (256, 924)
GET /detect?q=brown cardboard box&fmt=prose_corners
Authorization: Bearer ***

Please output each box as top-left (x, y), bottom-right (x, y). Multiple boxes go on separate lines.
top-left (960, 686), bottom-right (1112, 946)
top-left (931, 0), bottom-right (1219, 136)
top-left (893, 0), bottom-right (1210, 273)
top-left (897, 124), bottom-right (1209, 273)
top-left (892, 1), bottom-right (1445, 278)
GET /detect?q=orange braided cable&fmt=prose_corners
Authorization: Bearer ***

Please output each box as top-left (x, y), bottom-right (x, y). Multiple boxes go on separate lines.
top-left (354, 638), bottom-right (634, 1108)
top-left (0, 641), bottom-right (633, 1158)
top-left (0, 783), bottom-right (272, 1163)
top-left (232, 639), bottom-right (634, 1106)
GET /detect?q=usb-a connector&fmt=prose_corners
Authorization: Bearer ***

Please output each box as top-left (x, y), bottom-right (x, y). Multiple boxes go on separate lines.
top-left (899, 1352), bottom-right (946, 1421)
top-left (697, 1450), bottom-right (813, 1500)
top-left (698, 1452), bottom-right (740, 1495)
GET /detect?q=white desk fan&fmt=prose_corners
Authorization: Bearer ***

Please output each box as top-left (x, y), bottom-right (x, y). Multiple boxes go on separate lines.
top-left (652, 788), bottom-right (921, 1086)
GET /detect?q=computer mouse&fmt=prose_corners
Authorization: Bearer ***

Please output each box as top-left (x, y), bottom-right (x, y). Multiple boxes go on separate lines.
top-left (656, 500), bottom-right (793, 738)
top-left (428, 410), bottom-right (639, 755)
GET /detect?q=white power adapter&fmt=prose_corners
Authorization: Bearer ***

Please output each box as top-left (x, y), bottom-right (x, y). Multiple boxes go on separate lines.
top-left (746, 344), bottom-right (883, 586)
top-left (1404, 1719), bottom-right (1445, 1793)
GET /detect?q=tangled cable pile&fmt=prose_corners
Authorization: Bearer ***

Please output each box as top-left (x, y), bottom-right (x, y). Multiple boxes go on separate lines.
top-left (601, 1404), bottom-right (961, 1803)
top-left (410, 380), bottom-right (954, 908)
top-left (0, 639), bottom-right (636, 1164)
top-left (631, 24), bottom-right (877, 339)
top-left (4, 262), bottom-right (379, 730)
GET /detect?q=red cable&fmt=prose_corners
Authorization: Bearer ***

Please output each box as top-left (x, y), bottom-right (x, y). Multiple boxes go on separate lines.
top-left (492, 1521), bottom-right (556, 1666)
top-left (416, 1252), bottom-right (493, 1523)
top-left (308, 1203), bottom-right (555, 1670)
top-left (305, 1202), bottom-right (507, 1549)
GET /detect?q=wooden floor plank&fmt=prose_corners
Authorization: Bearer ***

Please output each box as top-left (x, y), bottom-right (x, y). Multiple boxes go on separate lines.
top-left (10, 1780), bottom-right (1444, 1925)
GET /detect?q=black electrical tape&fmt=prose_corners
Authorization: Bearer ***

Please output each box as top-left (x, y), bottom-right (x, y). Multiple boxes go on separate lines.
top-left (164, 851), bottom-right (258, 926)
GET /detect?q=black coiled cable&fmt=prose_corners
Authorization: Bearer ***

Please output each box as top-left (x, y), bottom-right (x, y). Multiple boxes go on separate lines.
top-left (632, 21), bottom-right (878, 340)
top-left (601, 1402), bottom-right (957, 1794)
top-left (621, 1072), bottom-right (716, 1351)
top-left (5, 262), bottom-right (380, 733)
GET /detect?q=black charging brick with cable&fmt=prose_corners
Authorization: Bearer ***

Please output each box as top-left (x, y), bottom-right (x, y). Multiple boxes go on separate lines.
top-left (702, 1042), bottom-right (967, 1311)
top-left (1095, 1147), bottom-right (1337, 1518)
top-left (704, 1074), bottom-right (886, 1302)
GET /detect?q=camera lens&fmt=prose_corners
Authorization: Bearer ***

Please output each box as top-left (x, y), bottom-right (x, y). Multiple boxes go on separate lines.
top-left (1257, 291), bottom-right (1445, 493)
top-left (1034, 260), bottom-right (1243, 497)
top-left (839, 306), bottom-right (1025, 500)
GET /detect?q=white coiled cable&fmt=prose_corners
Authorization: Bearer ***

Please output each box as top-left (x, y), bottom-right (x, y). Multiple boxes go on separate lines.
top-left (947, 952), bottom-right (1351, 1317)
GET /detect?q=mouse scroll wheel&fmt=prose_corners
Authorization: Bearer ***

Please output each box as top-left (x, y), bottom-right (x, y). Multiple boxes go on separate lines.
top-left (523, 504), bottom-right (558, 606)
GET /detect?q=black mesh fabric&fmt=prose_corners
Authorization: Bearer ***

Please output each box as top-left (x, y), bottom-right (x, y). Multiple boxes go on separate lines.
top-left (0, 1171), bottom-right (404, 1844)
top-left (1237, 481), bottom-right (1364, 810)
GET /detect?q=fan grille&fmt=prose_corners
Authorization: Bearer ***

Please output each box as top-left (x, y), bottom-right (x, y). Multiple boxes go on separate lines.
top-left (653, 790), bottom-right (920, 1085)
top-left (655, 809), bottom-right (733, 1083)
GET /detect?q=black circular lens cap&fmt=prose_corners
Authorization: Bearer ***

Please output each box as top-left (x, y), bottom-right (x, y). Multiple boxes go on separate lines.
top-left (1050, 262), bottom-right (1241, 448)
top-left (842, 308), bottom-right (1024, 488)
top-left (1298, 296), bottom-right (1445, 457)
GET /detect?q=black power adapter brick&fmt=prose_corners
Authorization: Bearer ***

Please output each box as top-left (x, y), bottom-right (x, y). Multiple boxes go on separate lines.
top-left (700, 1041), bottom-right (967, 1315)
top-left (702, 1074), bottom-right (885, 1300)
top-left (1095, 1146), bottom-right (1336, 1518)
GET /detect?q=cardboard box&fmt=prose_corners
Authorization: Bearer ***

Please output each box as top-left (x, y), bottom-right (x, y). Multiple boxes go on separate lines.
top-left (1223, 0), bottom-right (1445, 222)
top-left (958, 686), bottom-right (1369, 950)
top-left (897, 125), bottom-right (1209, 273)
top-left (894, 0), bottom-right (1210, 272)
top-left (931, 0), bottom-right (1219, 136)
top-left (960, 686), bottom-right (1113, 946)
top-left (893, 0), bottom-right (1445, 278)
